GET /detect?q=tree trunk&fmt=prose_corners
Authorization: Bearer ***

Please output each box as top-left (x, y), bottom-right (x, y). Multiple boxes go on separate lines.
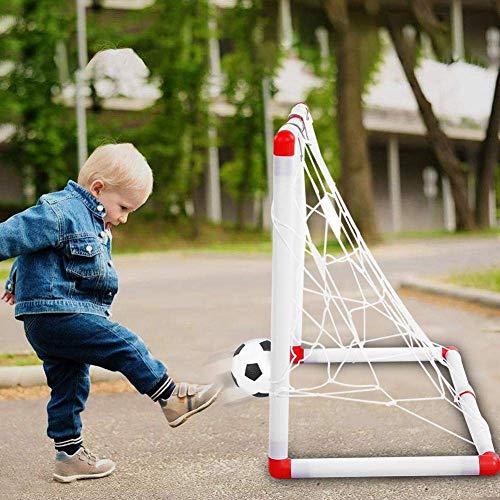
top-left (325, 0), bottom-right (379, 242)
top-left (408, 0), bottom-right (450, 61)
top-left (476, 67), bottom-right (500, 228)
top-left (387, 19), bottom-right (474, 230)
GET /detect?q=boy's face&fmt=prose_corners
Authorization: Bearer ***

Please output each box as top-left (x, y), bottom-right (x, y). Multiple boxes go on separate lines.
top-left (89, 181), bottom-right (148, 230)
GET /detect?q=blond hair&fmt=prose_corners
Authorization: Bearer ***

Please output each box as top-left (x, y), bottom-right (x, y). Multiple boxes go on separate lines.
top-left (78, 143), bottom-right (153, 196)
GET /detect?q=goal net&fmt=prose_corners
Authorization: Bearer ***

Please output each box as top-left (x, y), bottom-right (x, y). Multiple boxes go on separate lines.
top-left (268, 103), bottom-right (499, 478)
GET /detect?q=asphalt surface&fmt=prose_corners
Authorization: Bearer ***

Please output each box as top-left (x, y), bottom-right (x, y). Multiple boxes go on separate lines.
top-left (0, 235), bottom-right (499, 499)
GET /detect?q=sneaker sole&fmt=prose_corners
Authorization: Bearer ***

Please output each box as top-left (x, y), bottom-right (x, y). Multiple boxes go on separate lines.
top-left (53, 464), bottom-right (116, 483)
top-left (169, 386), bottom-right (221, 428)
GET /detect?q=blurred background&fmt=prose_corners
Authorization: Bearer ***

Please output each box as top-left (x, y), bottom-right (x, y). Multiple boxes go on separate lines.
top-left (0, 0), bottom-right (498, 251)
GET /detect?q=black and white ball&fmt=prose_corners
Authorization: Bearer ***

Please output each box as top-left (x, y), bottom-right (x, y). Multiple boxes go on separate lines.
top-left (231, 338), bottom-right (271, 397)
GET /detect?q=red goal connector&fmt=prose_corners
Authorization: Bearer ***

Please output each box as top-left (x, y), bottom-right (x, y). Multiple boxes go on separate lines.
top-left (290, 345), bottom-right (304, 364)
top-left (442, 345), bottom-right (458, 359)
top-left (268, 457), bottom-right (292, 479)
top-left (273, 130), bottom-right (295, 156)
top-left (479, 452), bottom-right (500, 476)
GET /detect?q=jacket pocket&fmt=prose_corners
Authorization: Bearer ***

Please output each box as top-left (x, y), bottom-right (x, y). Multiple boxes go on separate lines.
top-left (65, 237), bottom-right (104, 278)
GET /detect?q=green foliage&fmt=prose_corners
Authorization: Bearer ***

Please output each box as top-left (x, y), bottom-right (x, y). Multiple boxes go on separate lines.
top-left (0, 1), bottom-right (23, 123)
top-left (219, 0), bottom-right (278, 227)
top-left (292, 11), bottom-right (340, 182)
top-left (304, 65), bottom-right (340, 182)
top-left (129, 0), bottom-right (211, 221)
top-left (0, 0), bottom-right (76, 199)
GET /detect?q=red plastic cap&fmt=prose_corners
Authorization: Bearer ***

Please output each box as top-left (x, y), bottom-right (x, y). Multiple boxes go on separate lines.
top-left (268, 457), bottom-right (291, 479)
top-left (274, 130), bottom-right (295, 156)
top-left (479, 452), bottom-right (500, 476)
top-left (442, 345), bottom-right (458, 359)
top-left (290, 345), bottom-right (304, 364)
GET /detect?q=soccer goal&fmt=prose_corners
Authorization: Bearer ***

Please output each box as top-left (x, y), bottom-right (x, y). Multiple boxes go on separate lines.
top-left (268, 103), bottom-right (499, 479)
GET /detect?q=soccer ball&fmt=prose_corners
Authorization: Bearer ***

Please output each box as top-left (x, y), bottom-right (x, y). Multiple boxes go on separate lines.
top-left (231, 338), bottom-right (271, 397)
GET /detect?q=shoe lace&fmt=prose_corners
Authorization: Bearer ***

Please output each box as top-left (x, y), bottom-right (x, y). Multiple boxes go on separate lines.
top-left (80, 447), bottom-right (98, 463)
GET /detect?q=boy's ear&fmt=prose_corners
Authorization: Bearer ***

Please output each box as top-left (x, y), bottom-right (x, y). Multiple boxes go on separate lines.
top-left (90, 180), bottom-right (104, 197)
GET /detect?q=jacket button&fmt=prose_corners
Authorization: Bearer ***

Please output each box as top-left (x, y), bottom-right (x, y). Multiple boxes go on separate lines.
top-left (86, 245), bottom-right (93, 253)
top-left (108, 292), bottom-right (113, 296)
top-left (97, 205), bottom-right (104, 212)
top-left (7, 284), bottom-right (12, 290)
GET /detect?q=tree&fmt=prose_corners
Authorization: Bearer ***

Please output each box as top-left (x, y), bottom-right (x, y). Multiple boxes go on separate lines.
top-left (388, 0), bottom-right (499, 229)
top-left (324, 0), bottom-right (380, 242)
top-left (0, 0), bottom-right (76, 199)
top-left (386, 17), bottom-right (474, 230)
top-left (219, 0), bottom-right (278, 229)
top-left (475, 65), bottom-right (500, 228)
top-left (132, 0), bottom-right (211, 236)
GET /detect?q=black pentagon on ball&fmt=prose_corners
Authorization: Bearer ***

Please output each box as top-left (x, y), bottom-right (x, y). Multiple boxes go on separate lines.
top-left (245, 363), bottom-right (262, 381)
top-left (253, 392), bottom-right (269, 398)
top-left (233, 343), bottom-right (245, 356)
top-left (231, 373), bottom-right (239, 388)
top-left (259, 340), bottom-right (271, 351)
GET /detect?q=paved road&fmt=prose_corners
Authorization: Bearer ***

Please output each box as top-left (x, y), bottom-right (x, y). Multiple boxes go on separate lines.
top-left (0, 235), bottom-right (499, 498)
top-left (1, 235), bottom-right (499, 355)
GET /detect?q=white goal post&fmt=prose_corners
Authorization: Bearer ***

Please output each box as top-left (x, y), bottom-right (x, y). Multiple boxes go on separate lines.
top-left (268, 103), bottom-right (500, 479)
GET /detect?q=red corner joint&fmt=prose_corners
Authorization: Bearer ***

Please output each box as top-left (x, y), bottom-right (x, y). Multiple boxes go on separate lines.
top-left (479, 452), bottom-right (500, 476)
top-left (290, 345), bottom-right (304, 364)
top-left (442, 345), bottom-right (458, 359)
top-left (273, 130), bottom-right (295, 156)
top-left (268, 457), bottom-right (292, 479)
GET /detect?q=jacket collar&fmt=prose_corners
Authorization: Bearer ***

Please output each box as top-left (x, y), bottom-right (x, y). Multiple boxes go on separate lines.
top-left (65, 180), bottom-right (107, 219)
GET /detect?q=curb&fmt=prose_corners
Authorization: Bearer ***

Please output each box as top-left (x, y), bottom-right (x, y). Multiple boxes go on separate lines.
top-left (399, 277), bottom-right (500, 309)
top-left (0, 365), bottom-right (124, 388)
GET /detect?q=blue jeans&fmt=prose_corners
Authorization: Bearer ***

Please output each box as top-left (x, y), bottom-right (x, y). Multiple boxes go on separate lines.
top-left (23, 313), bottom-right (168, 443)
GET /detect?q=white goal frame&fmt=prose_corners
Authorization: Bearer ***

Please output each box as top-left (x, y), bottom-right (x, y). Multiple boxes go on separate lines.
top-left (268, 103), bottom-right (500, 479)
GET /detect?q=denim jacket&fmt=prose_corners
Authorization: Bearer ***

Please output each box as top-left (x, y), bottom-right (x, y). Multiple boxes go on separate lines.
top-left (1, 180), bottom-right (118, 320)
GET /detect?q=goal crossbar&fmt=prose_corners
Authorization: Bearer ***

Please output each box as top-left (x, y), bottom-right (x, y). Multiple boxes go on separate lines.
top-left (268, 103), bottom-right (500, 479)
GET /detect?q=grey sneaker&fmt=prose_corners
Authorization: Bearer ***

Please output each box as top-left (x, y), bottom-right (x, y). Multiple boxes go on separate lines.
top-left (160, 382), bottom-right (221, 428)
top-left (53, 447), bottom-right (116, 483)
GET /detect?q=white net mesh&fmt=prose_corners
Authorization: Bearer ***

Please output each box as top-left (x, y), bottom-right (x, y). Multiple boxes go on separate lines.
top-left (270, 112), bottom-right (492, 451)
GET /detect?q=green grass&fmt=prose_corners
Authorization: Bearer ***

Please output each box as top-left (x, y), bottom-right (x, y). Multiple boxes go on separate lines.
top-left (386, 226), bottom-right (500, 242)
top-left (111, 218), bottom-right (272, 255)
top-left (0, 352), bottom-right (42, 367)
top-left (0, 269), bottom-right (8, 281)
top-left (446, 267), bottom-right (500, 293)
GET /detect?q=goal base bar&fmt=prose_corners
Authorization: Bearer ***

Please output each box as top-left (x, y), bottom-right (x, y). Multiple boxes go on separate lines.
top-left (269, 452), bottom-right (500, 478)
top-left (291, 346), bottom-right (443, 364)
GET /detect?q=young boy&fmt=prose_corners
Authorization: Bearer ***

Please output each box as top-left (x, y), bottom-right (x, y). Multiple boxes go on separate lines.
top-left (0, 143), bottom-right (220, 483)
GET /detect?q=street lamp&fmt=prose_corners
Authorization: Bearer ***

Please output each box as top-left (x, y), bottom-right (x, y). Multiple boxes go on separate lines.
top-left (76, 0), bottom-right (88, 170)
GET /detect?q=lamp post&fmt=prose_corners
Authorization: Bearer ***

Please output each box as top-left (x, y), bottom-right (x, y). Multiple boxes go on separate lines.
top-left (76, 0), bottom-right (88, 170)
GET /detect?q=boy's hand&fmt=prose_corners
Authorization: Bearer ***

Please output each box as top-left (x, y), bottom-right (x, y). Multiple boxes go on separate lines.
top-left (1, 290), bottom-right (15, 305)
